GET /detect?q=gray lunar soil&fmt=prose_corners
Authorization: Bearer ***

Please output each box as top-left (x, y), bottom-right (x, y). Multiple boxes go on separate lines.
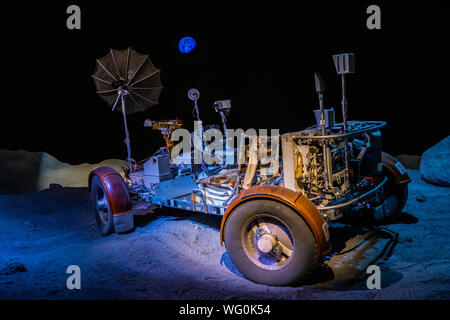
top-left (0, 169), bottom-right (449, 299)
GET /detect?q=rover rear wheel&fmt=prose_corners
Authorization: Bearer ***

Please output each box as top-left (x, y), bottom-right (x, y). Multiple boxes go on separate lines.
top-left (90, 175), bottom-right (114, 235)
top-left (384, 169), bottom-right (408, 212)
top-left (224, 199), bottom-right (318, 286)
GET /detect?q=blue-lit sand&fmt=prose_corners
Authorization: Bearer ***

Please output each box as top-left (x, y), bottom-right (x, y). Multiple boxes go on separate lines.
top-left (0, 170), bottom-right (449, 299)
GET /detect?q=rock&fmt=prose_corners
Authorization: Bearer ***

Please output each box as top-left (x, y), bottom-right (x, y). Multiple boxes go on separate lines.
top-left (0, 260), bottom-right (28, 275)
top-left (416, 195), bottom-right (426, 202)
top-left (49, 183), bottom-right (63, 190)
top-left (0, 149), bottom-right (128, 194)
top-left (23, 221), bottom-right (36, 230)
top-left (420, 136), bottom-right (450, 187)
top-left (396, 154), bottom-right (422, 170)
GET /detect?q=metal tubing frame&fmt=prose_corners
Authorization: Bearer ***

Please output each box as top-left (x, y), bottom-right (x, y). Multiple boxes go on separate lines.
top-left (317, 176), bottom-right (387, 211)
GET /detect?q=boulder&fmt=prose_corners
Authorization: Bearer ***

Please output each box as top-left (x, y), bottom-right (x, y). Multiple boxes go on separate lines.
top-left (0, 149), bottom-right (128, 194)
top-left (420, 136), bottom-right (450, 187)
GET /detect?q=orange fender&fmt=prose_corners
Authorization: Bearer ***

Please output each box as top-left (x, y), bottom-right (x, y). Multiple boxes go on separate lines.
top-left (220, 185), bottom-right (331, 256)
top-left (382, 152), bottom-right (411, 185)
top-left (88, 167), bottom-right (132, 216)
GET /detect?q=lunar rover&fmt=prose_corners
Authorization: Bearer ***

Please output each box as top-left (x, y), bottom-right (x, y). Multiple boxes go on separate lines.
top-left (89, 50), bottom-right (410, 286)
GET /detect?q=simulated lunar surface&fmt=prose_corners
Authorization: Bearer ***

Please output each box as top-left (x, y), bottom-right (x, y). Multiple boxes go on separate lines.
top-left (0, 151), bottom-right (449, 299)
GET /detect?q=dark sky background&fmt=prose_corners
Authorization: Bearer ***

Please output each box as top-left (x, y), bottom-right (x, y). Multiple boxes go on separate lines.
top-left (1, 2), bottom-right (448, 164)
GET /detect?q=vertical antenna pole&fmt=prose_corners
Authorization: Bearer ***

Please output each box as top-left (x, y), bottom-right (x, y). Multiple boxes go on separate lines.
top-left (341, 73), bottom-right (350, 187)
top-left (341, 73), bottom-right (348, 132)
top-left (314, 72), bottom-right (330, 189)
top-left (332, 53), bottom-right (355, 191)
top-left (220, 111), bottom-right (228, 138)
top-left (188, 88), bottom-right (201, 121)
top-left (121, 91), bottom-right (133, 174)
top-left (318, 91), bottom-right (330, 190)
top-left (194, 97), bottom-right (201, 122)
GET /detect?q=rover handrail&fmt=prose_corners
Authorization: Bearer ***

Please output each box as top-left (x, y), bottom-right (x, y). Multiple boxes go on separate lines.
top-left (285, 120), bottom-right (387, 140)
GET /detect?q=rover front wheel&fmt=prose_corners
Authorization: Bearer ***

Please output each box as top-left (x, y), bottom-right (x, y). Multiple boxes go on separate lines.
top-left (90, 175), bottom-right (114, 235)
top-left (224, 199), bottom-right (318, 286)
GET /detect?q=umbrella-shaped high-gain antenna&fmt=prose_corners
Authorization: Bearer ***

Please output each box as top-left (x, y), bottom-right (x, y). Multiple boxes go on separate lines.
top-left (92, 47), bottom-right (163, 173)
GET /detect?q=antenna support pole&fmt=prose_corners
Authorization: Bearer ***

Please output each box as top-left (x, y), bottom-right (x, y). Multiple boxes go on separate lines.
top-left (119, 88), bottom-right (133, 174)
top-left (332, 53), bottom-right (355, 191)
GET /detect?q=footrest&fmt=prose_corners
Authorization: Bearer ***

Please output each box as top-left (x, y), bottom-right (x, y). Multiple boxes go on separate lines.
top-left (113, 211), bottom-right (134, 233)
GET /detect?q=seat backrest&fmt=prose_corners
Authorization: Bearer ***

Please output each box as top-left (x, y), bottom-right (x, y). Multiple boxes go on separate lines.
top-left (239, 133), bottom-right (279, 189)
